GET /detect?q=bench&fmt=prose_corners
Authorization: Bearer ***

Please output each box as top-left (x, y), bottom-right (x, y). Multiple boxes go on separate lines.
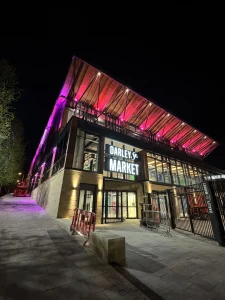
top-left (89, 231), bottom-right (125, 264)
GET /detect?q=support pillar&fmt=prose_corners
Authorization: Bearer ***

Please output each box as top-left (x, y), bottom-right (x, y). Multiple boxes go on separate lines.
top-left (38, 163), bottom-right (46, 185)
top-left (203, 181), bottom-right (225, 246)
top-left (49, 147), bottom-right (57, 179)
top-left (65, 117), bottom-right (78, 169)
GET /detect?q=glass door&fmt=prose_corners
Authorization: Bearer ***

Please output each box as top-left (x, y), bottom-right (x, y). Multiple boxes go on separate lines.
top-left (78, 184), bottom-right (96, 212)
top-left (127, 192), bottom-right (137, 218)
top-left (152, 191), bottom-right (168, 213)
top-left (122, 192), bottom-right (137, 219)
top-left (103, 191), bottom-right (137, 222)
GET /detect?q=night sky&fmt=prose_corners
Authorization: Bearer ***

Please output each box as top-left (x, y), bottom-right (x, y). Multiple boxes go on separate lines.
top-left (1, 9), bottom-right (224, 174)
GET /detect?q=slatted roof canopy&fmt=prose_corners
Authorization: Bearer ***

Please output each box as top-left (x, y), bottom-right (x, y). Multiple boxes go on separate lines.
top-left (69, 57), bottom-right (218, 157)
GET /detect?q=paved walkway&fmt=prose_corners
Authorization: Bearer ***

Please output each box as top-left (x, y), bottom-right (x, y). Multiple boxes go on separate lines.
top-left (1, 195), bottom-right (225, 300)
top-left (93, 222), bottom-right (225, 300)
top-left (0, 195), bottom-right (147, 300)
top-left (60, 218), bottom-right (225, 300)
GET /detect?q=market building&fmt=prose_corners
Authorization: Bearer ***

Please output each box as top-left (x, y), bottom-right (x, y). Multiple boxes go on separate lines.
top-left (29, 56), bottom-right (224, 229)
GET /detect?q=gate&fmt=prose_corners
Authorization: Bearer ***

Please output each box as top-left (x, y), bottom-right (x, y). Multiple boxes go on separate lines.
top-left (210, 179), bottom-right (225, 231)
top-left (173, 183), bottom-right (214, 239)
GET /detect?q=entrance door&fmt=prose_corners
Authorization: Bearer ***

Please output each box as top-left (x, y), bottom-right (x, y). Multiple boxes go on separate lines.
top-left (122, 192), bottom-right (137, 218)
top-left (152, 191), bottom-right (169, 213)
top-left (78, 184), bottom-right (96, 212)
top-left (103, 191), bottom-right (137, 223)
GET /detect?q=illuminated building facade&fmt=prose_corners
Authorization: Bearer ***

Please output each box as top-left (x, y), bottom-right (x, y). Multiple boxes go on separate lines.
top-left (29, 56), bottom-right (223, 224)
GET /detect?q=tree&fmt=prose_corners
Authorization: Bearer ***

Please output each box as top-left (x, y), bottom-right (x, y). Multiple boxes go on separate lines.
top-left (0, 59), bottom-right (20, 139)
top-left (0, 120), bottom-right (25, 186)
top-left (0, 59), bottom-right (23, 189)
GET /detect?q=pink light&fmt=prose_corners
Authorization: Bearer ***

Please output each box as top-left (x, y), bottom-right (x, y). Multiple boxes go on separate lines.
top-left (140, 126), bottom-right (143, 130)
top-left (75, 98), bottom-right (78, 102)
top-left (53, 146), bottom-right (57, 152)
top-left (157, 134), bottom-right (160, 137)
top-left (41, 162), bottom-right (46, 167)
top-left (171, 140), bottom-right (174, 143)
top-left (121, 118), bottom-right (124, 121)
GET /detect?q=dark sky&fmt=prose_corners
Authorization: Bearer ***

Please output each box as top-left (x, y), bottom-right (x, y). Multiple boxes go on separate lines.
top-left (1, 7), bottom-right (224, 173)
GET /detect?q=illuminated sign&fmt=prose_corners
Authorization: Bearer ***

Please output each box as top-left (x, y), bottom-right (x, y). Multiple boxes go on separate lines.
top-left (105, 145), bottom-right (139, 176)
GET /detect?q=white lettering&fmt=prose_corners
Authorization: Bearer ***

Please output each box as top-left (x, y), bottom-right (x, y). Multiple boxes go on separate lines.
top-left (131, 164), bottom-right (135, 175)
top-left (114, 147), bottom-right (117, 156)
top-left (110, 145), bottom-right (114, 155)
top-left (135, 164), bottom-right (139, 176)
top-left (122, 161), bottom-right (126, 173)
top-left (109, 159), bottom-right (117, 171)
top-left (127, 151), bottom-right (131, 159)
top-left (124, 150), bottom-right (128, 158)
top-left (126, 162), bottom-right (132, 174)
top-left (117, 148), bottom-right (121, 157)
top-left (117, 160), bottom-right (122, 173)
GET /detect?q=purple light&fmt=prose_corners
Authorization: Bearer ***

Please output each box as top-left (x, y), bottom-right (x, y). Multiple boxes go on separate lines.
top-left (75, 98), bottom-right (78, 102)
top-left (53, 146), bottom-right (57, 152)
top-left (41, 162), bottom-right (46, 167)
top-left (29, 59), bottom-right (75, 174)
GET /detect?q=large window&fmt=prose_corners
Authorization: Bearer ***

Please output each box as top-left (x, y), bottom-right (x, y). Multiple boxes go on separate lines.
top-left (73, 129), bottom-right (100, 172)
top-left (147, 152), bottom-right (205, 187)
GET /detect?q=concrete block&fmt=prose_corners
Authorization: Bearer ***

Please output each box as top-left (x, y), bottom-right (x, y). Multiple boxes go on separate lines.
top-left (89, 231), bottom-right (125, 264)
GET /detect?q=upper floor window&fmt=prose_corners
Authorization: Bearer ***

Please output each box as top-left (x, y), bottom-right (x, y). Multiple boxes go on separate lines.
top-left (73, 129), bottom-right (100, 172)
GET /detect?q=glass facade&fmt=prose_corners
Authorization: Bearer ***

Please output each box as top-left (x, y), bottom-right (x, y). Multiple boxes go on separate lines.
top-left (147, 152), bottom-right (208, 187)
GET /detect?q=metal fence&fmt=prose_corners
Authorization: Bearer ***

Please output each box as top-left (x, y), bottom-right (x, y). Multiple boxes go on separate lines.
top-left (141, 204), bottom-right (171, 236)
top-left (210, 179), bottom-right (225, 231)
top-left (173, 184), bottom-right (214, 239)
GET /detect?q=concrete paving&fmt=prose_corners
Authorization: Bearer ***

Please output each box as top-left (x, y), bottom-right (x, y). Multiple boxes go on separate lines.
top-left (60, 218), bottom-right (225, 300)
top-left (1, 194), bottom-right (225, 299)
top-left (0, 195), bottom-right (147, 300)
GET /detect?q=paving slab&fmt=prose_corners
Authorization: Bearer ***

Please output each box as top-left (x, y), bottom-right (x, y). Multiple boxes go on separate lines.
top-left (0, 195), bottom-right (148, 300)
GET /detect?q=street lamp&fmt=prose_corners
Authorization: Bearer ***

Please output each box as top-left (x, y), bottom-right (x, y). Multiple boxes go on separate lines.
top-left (18, 172), bottom-right (22, 175)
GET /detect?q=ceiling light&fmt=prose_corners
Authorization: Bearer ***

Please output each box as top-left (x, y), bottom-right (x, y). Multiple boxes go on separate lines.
top-left (97, 72), bottom-right (101, 76)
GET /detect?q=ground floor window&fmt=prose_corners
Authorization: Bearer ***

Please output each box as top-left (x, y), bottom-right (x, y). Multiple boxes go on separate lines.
top-left (103, 191), bottom-right (137, 223)
top-left (78, 184), bottom-right (96, 212)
